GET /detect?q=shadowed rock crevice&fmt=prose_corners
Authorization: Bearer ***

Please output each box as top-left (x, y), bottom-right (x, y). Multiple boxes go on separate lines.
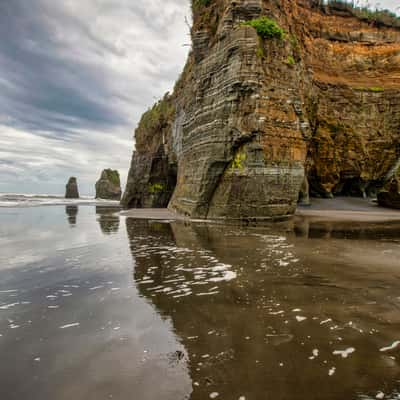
top-left (121, 93), bottom-right (177, 209)
top-left (121, 146), bottom-right (177, 209)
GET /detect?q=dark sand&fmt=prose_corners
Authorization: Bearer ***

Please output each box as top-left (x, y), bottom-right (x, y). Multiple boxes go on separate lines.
top-left (121, 197), bottom-right (400, 222)
top-left (120, 207), bottom-right (186, 220)
top-left (297, 197), bottom-right (400, 222)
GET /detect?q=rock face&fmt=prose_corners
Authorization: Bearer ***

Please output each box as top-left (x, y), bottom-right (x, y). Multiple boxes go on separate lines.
top-left (95, 169), bottom-right (122, 200)
top-left (122, 0), bottom-right (400, 219)
top-left (121, 96), bottom-right (177, 208)
top-left (65, 177), bottom-right (79, 199)
top-left (378, 163), bottom-right (400, 209)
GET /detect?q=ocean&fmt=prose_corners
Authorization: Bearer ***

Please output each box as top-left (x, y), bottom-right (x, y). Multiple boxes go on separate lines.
top-left (0, 193), bottom-right (119, 208)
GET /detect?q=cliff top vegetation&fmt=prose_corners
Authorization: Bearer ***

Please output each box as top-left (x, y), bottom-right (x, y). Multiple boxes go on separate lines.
top-left (315, 0), bottom-right (400, 28)
top-left (103, 169), bottom-right (120, 186)
top-left (192, 0), bottom-right (400, 29)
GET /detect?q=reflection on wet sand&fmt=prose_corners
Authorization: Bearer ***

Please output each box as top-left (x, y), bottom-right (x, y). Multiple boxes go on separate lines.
top-left (96, 206), bottom-right (120, 234)
top-left (65, 205), bottom-right (78, 226)
top-left (126, 218), bottom-right (400, 400)
top-left (294, 217), bottom-right (400, 241)
top-left (0, 206), bottom-right (192, 400)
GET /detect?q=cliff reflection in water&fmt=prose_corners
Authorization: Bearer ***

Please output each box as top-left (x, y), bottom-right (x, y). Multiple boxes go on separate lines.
top-left (126, 217), bottom-right (400, 400)
top-left (96, 206), bottom-right (120, 235)
top-left (65, 205), bottom-right (78, 226)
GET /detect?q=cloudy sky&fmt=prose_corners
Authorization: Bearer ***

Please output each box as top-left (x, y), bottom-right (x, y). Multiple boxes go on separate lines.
top-left (0, 0), bottom-right (191, 195)
top-left (0, 0), bottom-right (398, 195)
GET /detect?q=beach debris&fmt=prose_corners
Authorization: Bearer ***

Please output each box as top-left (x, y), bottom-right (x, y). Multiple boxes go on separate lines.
top-left (379, 341), bottom-right (400, 352)
top-left (59, 323), bottom-right (80, 329)
top-left (333, 348), bottom-right (355, 358)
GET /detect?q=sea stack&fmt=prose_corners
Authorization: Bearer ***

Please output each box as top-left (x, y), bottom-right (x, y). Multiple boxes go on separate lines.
top-left (65, 177), bottom-right (79, 199)
top-left (95, 169), bottom-right (122, 201)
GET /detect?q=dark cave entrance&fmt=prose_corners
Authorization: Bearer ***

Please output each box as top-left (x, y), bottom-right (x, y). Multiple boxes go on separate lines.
top-left (333, 177), bottom-right (383, 198)
top-left (147, 154), bottom-right (177, 208)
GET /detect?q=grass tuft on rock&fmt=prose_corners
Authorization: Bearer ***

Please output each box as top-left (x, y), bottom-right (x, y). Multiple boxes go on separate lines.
top-left (242, 17), bottom-right (285, 40)
top-left (105, 169), bottom-right (120, 186)
top-left (149, 183), bottom-right (166, 193)
top-left (286, 56), bottom-right (296, 65)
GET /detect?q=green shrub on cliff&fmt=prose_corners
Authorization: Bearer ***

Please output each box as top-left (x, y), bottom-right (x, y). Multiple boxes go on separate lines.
top-left (368, 86), bottom-right (385, 92)
top-left (193, 0), bottom-right (211, 8)
top-left (243, 17), bottom-right (285, 40)
top-left (149, 183), bottom-right (165, 193)
top-left (105, 169), bottom-right (120, 186)
top-left (286, 56), bottom-right (296, 65)
top-left (353, 86), bottom-right (385, 93)
top-left (319, 0), bottom-right (400, 28)
top-left (231, 151), bottom-right (246, 171)
top-left (135, 93), bottom-right (175, 153)
top-left (141, 97), bottom-right (174, 131)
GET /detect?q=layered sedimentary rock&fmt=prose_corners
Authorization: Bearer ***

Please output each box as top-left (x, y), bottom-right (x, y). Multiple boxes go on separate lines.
top-left (122, 0), bottom-right (400, 218)
top-left (302, 2), bottom-right (400, 198)
top-left (65, 177), bottom-right (79, 199)
top-left (95, 169), bottom-right (122, 200)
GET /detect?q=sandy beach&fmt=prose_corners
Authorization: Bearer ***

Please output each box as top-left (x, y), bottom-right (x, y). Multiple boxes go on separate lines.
top-left (296, 197), bottom-right (400, 222)
top-left (120, 207), bottom-right (186, 220)
top-left (121, 197), bottom-right (400, 222)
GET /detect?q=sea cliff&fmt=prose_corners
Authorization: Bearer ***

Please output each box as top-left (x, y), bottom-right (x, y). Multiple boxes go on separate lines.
top-left (122, 0), bottom-right (400, 219)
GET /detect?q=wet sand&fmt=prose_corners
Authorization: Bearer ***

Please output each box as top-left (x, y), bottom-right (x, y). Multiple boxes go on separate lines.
top-left (1, 205), bottom-right (400, 400)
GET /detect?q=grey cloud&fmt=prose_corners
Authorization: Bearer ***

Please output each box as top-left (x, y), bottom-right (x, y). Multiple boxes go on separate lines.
top-left (0, 0), bottom-right (190, 194)
top-left (0, 0), bottom-right (190, 134)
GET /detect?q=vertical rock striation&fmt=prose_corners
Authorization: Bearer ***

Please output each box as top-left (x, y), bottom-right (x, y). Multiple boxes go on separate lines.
top-left (122, 0), bottom-right (400, 218)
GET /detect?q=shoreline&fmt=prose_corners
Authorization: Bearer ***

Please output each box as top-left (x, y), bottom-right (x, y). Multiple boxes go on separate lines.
top-left (121, 197), bottom-right (400, 223)
top-left (296, 197), bottom-right (400, 222)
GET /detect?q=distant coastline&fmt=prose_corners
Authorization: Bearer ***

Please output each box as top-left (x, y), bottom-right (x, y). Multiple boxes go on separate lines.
top-left (0, 193), bottom-right (120, 208)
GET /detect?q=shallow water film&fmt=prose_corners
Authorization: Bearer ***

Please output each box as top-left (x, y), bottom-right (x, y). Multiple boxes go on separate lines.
top-left (0, 206), bottom-right (400, 400)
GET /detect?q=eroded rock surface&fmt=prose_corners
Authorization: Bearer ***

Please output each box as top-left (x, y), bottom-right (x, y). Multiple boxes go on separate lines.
top-left (122, 0), bottom-right (400, 218)
top-left (378, 163), bottom-right (400, 209)
top-left (95, 169), bottom-right (122, 201)
top-left (121, 95), bottom-right (177, 208)
top-left (65, 177), bottom-right (79, 199)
